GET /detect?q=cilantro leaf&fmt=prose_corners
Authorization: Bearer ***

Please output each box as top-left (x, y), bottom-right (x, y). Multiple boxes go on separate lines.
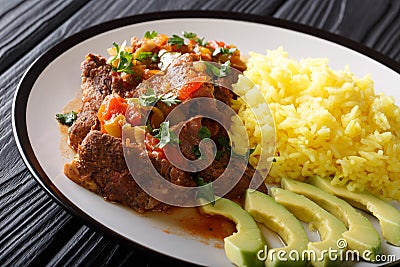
top-left (217, 136), bottom-right (231, 150)
top-left (136, 52), bottom-right (158, 62)
top-left (168, 34), bottom-right (185, 48)
top-left (151, 53), bottom-right (159, 62)
top-left (154, 121), bottom-right (179, 148)
top-left (212, 47), bottom-right (237, 57)
top-left (160, 92), bottom-right (181, 107)
top-left (183, 31), bottom-right (197, 39)
top-left (144, 30), bottom-right (158, 39)
top-left (195, 176), bottom-right (215, 205)
top-left (139, 88), bottom-right (181, 107)
top-left (204, 60), bottom-right (231, 78)
top-left (198, 126), bottom-right (211, 139)
top-left (136, 52), bottom-right (152, 62)
top-left (215, 150), bottom-right (224, 161)
top-left (139, 87), bottom-right (158, 106)
top-left (218, 60), bottom-right (231, 77)
top-left (108, 42), bottom-right (135, 74)
top-left (194, 37), bottom-right (208, 46)
top-left (56, 111), bottom-right (77, 126)
top-left (192, 145), bottom-right (201, 159)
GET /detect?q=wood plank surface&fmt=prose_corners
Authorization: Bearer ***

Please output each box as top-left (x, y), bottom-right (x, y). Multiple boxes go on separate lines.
top-left (0, 0), bottom-right (399, 266)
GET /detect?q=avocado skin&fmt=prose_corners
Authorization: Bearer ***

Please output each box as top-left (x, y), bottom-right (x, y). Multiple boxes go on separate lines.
top-left (281, 178), bottom-right (381, 262)
top-left (199, 197), bottom-right (266, 267)
top-left (245, 189), bottom-right (308, 267)
top-left (271, 188), bottom-right (347, 267)
top-left (309, 176), bottom-right (400, 247)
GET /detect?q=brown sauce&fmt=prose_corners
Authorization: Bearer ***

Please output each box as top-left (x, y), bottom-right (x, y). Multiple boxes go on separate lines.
top-left (160, 207), bottom-right (236, 246)
top-left (58, 93), bottom-right (237, 245)
top-left (59, 92), bottom-right (82, 158)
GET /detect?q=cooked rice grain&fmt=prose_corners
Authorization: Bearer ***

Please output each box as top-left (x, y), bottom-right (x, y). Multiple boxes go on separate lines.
top-left (232, 48), bottom-right (400, 200)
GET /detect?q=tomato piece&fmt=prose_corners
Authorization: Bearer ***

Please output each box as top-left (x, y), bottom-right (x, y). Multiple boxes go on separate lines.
top-left (145, 133), bottom-right (165, 159)
top-left (178, 76), bottom-right (207, 101)
top-left (153, 34), bottom-right (169, 48)
top-left (125, 106), bottom-right (142, 127)
top-left (207, 40), bottom-right (226, 50)
top-left (98, 94), bottom-right (128, 133)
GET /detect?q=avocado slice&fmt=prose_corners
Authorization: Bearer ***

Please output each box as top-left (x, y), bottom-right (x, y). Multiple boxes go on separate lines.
top-left (281, 178), bottom-right (381, 262)
top-left (199, 197), bottom-right (266, 267)
top-left (244, 189), bottom-right (308, 267)
top-left (309, 176), bottom-right (400, 246)
top-left (270, 188), bottom-right (347, 267)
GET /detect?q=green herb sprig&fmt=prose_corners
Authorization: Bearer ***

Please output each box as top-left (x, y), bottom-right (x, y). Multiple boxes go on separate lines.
top-left (167, 34), bottom-right (185, 48)
top-left (204, 60), bottom-right (231, 78)
top-left (136, 52), bottom-right (158, 62)
top-left (195, 176), bottom-right (215, 205)
top-left (168, 31), bottom-right (208, 48)
top-left (144, 30), bottom-right (158, 39)
top-left (108, 41), bottom-right (135, 74)
top-left (153, 121), bottom-right (180, 148)
top-left (198, 126), bottom-right (211, 139)
top-left (212, 47), bottom-right (237, 57)
top-left (139, 88), bottom-right (181, 107)
top-left (56, 111), bottom-right (77, 126)
top-left (184, 31), bottom-right (208, 46)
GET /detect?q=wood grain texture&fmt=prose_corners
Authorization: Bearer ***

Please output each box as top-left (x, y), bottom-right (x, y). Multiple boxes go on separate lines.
top-left (0, 0), bottom-right (399, 266)
top-left (273, 0), bottom-right (400, 63)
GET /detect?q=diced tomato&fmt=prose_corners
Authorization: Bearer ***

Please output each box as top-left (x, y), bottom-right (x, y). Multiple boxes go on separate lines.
top-left (125, 105), bottom-right (142, 127)
top-left (145, 133), bottom-right (165, 159)
top-left (98, 94), bottom-right (128, 133)
top-left (153, 34), bottom-right (169, 48)
top-left (207, 40), bottom-right (226, 50)
top-left (178, 76), bottom-right (207, 100)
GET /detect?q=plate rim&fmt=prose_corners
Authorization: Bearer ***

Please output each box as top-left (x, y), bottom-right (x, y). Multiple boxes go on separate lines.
top-left (12, 10), bottom-right (400, 266)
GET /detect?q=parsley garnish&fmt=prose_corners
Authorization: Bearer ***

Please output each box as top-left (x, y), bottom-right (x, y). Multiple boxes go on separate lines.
top-left (167, 32), bottom-right (208, 48)
top-left (139, 87), bottom-right (158, 106)
top-left (153, 121), bottom-right (180, 148)
top-left (195, 176), bottom-right (215, 205)
top-left (272, 157), bottom-right (277, 162)
top-left (192, 126), bottom-right (212, 159)
top-left (183, 31), bottom-right (197, 39)
top-left (139, 88), bottom-right (181, 107)
top-left (193, 145), bottom-right (201, 159)
top-left (215, 150), bottom-right (224, 161)
top-left (182, 31), bottom-right (208, 46)
top-left (218, 136), bottom-right (231, 150)
top-left (194, 37), bottom-right (208, 46)
top-left (136, 52), bottom-right (158, 62)
top-left (144, 30), bottom-right (158, 39)
top-left (146, 120), bottom-right (154, 133)
top-left (204, 60), bottom-right (231, 78)
top-left (198, 126), bottom-right (211, 139)
top-left (160, 92), bottom-right (181, 106)
top-left (108, 42), bottom-right (135, 74)
top-left (56, 111), bottom-right (77, 126)
top-left (168, 34), bottom-right (185, 48)
top-left (212, 47), bottom-right (237, 57)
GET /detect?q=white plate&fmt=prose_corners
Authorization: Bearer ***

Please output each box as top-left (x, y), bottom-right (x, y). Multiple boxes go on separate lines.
top-left (13, 12), bottom-right (400, 267)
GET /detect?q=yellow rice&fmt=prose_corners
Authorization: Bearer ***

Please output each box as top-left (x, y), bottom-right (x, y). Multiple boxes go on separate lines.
top-left (232, 48), bottom-right (400, 200)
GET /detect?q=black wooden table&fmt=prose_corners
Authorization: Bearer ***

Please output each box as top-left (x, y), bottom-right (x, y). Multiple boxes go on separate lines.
top-left (1, 0), bottom-right (399, 266)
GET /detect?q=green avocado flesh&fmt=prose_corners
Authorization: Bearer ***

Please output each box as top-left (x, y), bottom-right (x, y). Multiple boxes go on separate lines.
top-left (270, 188), bottom-right (347, 267)
top-left (281, 178), bottom-right (381, 262)
top-left (309, 176), bottom-right (400, 247)
top-left (199, 197), bottom-right (266, 267)
top-left (244, 189), bottom-right (308, 267)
